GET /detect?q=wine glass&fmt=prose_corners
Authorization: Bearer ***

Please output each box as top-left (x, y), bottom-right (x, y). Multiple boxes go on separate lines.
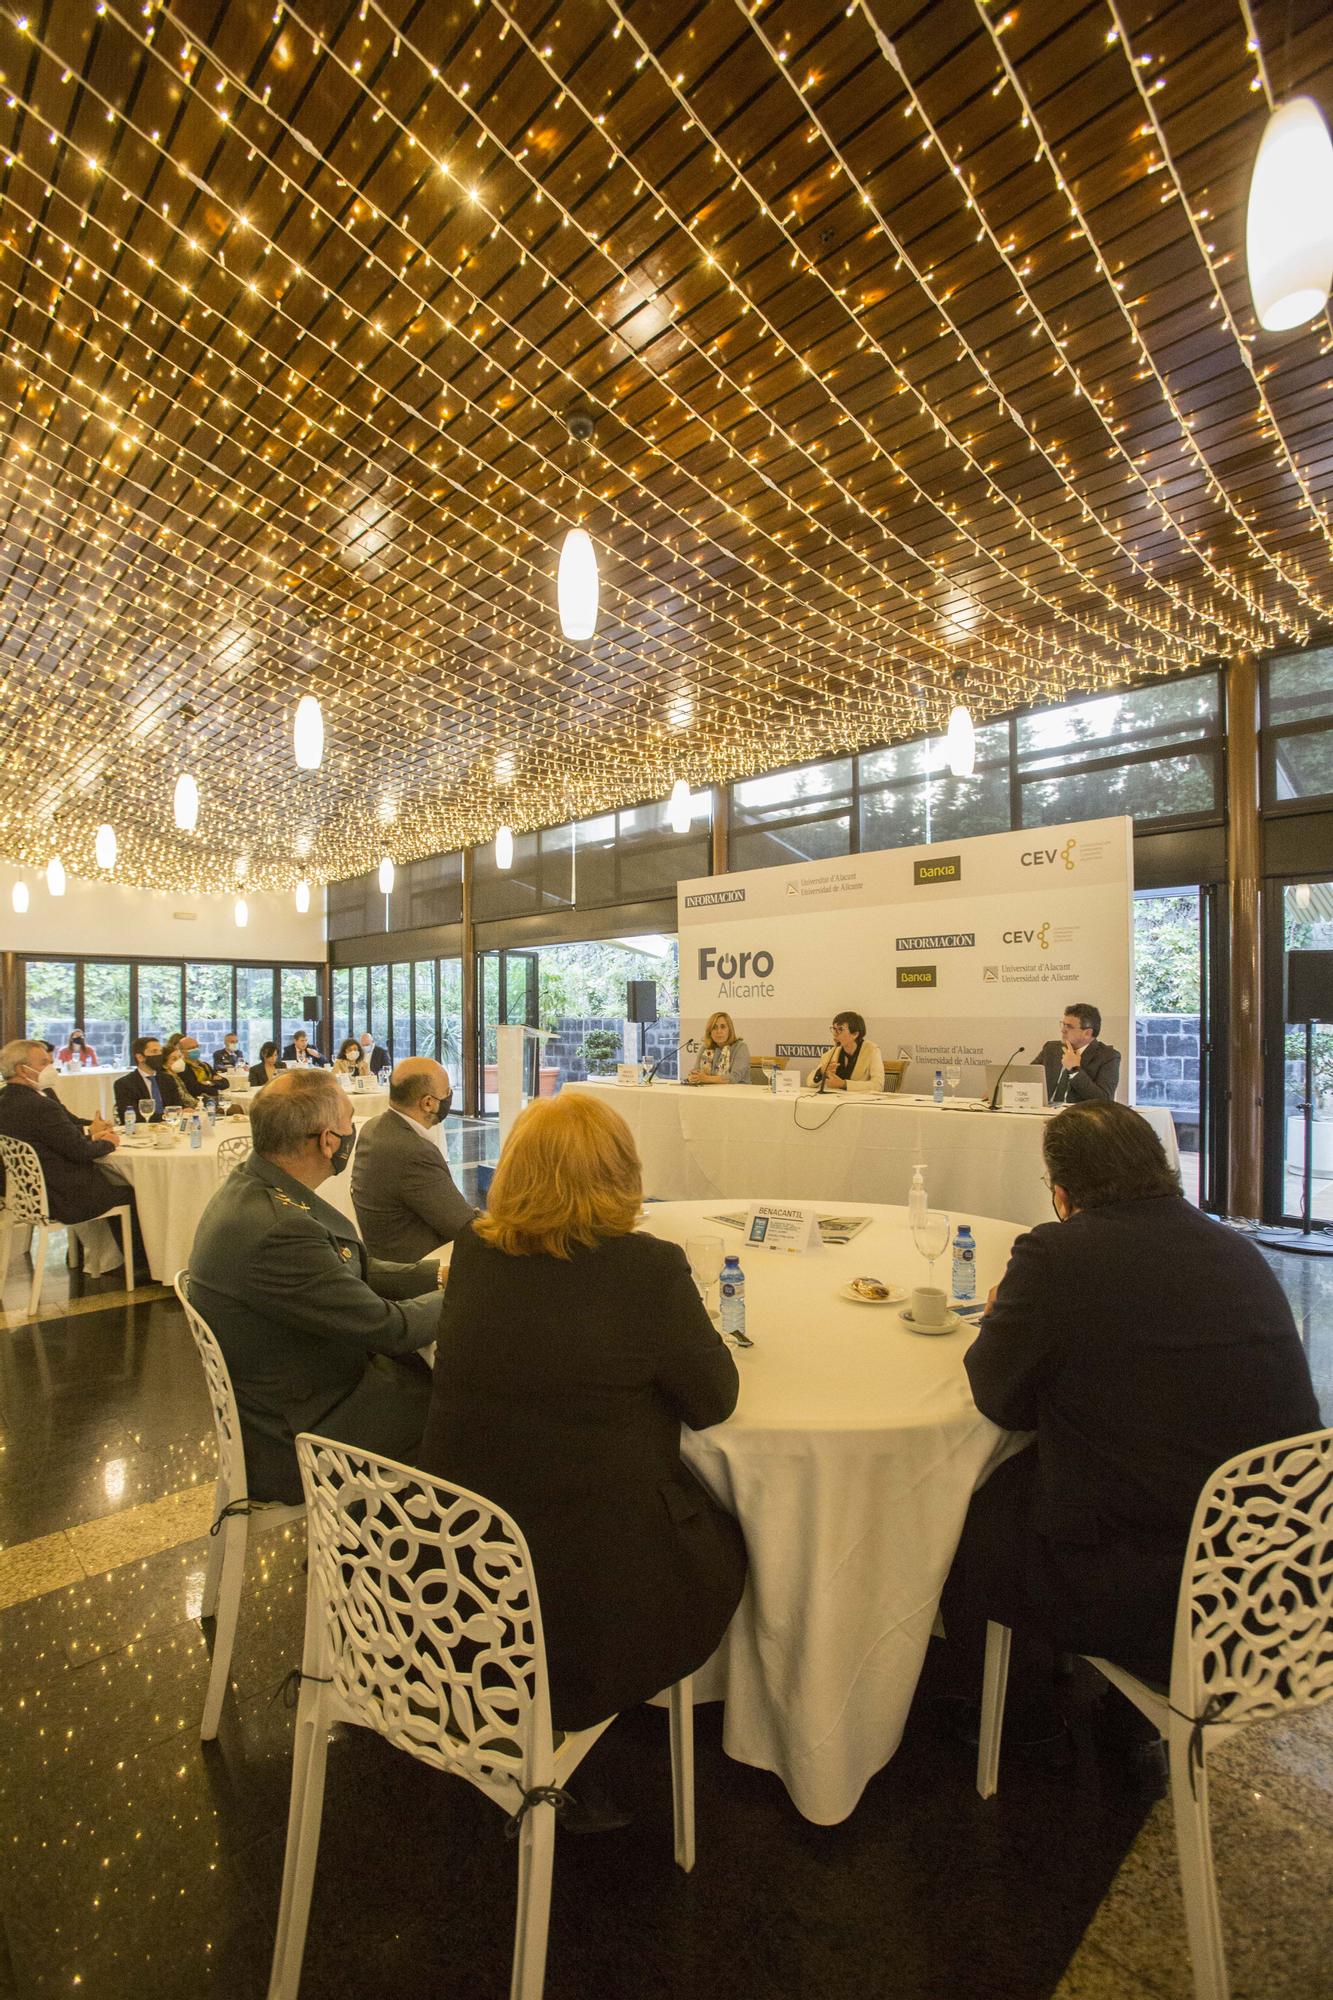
top-left (686, 1235), bottom-right (724, 1319)
top-left (138, 1096), bottom-right (155, 1128)
top-left (945, 1062), bottom-right (961, 1099)
top-left (910, 1209), bottom-right (951, 1290)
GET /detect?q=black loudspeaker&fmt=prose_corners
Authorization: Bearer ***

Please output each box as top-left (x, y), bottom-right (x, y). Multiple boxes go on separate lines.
top-left (302, 995), bottom-right (320, 1022)
top-left (1286, 951), bottom-right (1333, 1025)
top-left (626, 980), bottom-right (658, 1024)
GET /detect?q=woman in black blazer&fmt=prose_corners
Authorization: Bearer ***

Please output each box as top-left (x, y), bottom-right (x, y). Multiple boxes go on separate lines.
top-left (418, 1091), bottom-right (746, 1731)
top-left (248, 1042), bottom-right (281, 1089)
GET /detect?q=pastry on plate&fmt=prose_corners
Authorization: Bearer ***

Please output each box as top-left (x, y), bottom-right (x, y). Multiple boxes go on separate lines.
top-left (849, 1275), bottom-right (892, 1300)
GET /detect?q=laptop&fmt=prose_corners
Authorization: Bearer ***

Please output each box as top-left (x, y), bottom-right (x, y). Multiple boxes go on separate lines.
top-left (981, 1061), bottom-right (1050, 1108)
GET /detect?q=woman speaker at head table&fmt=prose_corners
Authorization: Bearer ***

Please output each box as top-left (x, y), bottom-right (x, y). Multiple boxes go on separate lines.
top-left (417, 1089), bottom-right (747, 1734)
top-left (686, 1010), bottom-right (752, 1086)
top-left (810, 1011), bottom-right (886, 1093)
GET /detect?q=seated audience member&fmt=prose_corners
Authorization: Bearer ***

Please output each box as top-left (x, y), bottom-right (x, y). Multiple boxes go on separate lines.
top-left (282, 1029), bottom-right (327, 1068)
top-left (940, 1101), bottom-right (1318, 1763)
top-left (213, 1031), bottom-right (246, 1075)
top-left (332, 1037), bottom-right (369, 1077)
top-left (175, 1033), bottom-right (227, 1098)
top-left (418, 1091), bottom-right (746, 1734)
top-left (0, 1039), bottom-right (142, 1273)
top-left (249, 1042), bottom-right (281, 1089)
top-left (161, 1034), bottom-right (206, 1108)
top-left (113, 1036), bottom-right (187, 1123)
top-left (1037, 1002), bottom-right (1121, 1104)
top-left (810, 1011), bottom-right (886, 1093)
top-left (687, 1011), bottom-right (751, 1086)
top-left (56, 1032), bottom-right (98, 1068)
top-left (356, 1029), bottom-right (391, 1076)
top-left (189, 1070), bottom-right (444, 1504)
top-left (351, 1059), bottom-right (477, 1260)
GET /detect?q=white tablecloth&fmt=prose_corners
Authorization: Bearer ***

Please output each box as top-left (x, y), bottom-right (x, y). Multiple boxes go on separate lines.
top-left (569, 1081), bottom-right (1178, 1232)
top-left (52, 1069), bottom-right (127, 1120)
top-left (644, 1198), bottom-right (1019, 1823)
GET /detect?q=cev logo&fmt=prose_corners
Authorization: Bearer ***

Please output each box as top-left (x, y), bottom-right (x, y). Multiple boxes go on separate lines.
top-left (1001, 922), bottom-right (1052, 950)
top-left (1060, 836), bottom-right (1077, 871)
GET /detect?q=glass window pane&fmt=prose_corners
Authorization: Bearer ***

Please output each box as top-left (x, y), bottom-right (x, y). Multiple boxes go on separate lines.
top-left (236, 966), bottom-right (275, 1063)
top-left (332, 968), bottom-right (351, 1052)
top-left (438, 959), bottom-right (462, 1073)
top-left (860, 723), bottom-right (1010, 853)
top-left (25, 960), bottom-right (76, 1046)
top-left (731, 816), bottom-right (851, 871)
top-left (1281, 881), bottom-right (1333, 1222)
top-left (733, 759), bottom-right (853, 822)
top-left (391, 962), bottom-right (412, 1061)
top-left (574, 816), bottom-right (617, 906)
top-left (1017, 676), bottom-right (1219, 763)
top-left (369, 964), bottom-right (389, 1043)
top-left (328, 871), bottom-right (383, 940)
top-left (472, 832), bottom-right (542, 919)
top-left (281, 967), bottom-right (319, 1052)
top-left (138, 963), bottom-right (183, 1039)
top-left (82, 961), bottom-right (130, 1068)
top-left (1020, 752), bottom-right (1217, 828)
top-left (414, 960), bottom-right (437, 1059)
top-left (350, 966), bottom-right (370, 1035)
top-left (186, 963), bottom-right (233, 1054)
top-left (1272, 730), bottom-right (1333, 804)
top-left (539, 824), bottom-right (575, 907)
top-left (1268, 648), bottom-right (1333, 726)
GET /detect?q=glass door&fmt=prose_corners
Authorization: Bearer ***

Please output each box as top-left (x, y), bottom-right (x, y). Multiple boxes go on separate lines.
top-left (477, 950), bottom-right (539, 1113)
top-left (1263, 879), bottom-right (1333, 1226)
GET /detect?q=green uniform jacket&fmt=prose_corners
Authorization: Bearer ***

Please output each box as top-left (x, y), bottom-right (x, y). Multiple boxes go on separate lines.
top-left (188, 1153), bottom-right (443, 1502)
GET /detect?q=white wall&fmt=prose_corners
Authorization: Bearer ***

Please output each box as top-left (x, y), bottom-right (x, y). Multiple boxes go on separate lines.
top-left (0, 862), bottom-right (326, 962)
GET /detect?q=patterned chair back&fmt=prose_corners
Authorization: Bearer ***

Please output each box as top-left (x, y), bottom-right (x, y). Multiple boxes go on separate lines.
top-left (0, 1136), bottom-right (51, 1227)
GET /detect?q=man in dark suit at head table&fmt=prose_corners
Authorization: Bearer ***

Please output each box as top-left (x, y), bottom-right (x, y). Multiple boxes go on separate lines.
top-left (1036, 1000), bottom-right (1121, 1104)
top-left (188, 1069), bottom-right (444, 1504)
top-left (351, 1058), bottom-right (478, 1262)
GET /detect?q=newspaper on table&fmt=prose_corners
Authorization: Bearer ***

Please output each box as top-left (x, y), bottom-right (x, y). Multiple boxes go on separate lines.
top-left (706, 1211), bottom-right (871, 1247)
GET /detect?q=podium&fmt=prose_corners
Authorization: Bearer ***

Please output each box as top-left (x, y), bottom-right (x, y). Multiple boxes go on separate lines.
top-left (495, 1025), bottom-right (552, 1148)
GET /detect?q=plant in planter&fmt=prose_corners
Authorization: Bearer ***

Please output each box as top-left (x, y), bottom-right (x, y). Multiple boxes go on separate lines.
top-left (582, 1028), bottom-right (622, 1077)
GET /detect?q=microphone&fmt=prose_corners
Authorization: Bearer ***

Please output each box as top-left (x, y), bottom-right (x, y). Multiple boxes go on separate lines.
top-left (641, 1057), bottom-right (663, 1086)
top-left (816, 1062), bottom-right (828, 1094)
top-left (988, 1045), bottom-right (1026, 1111)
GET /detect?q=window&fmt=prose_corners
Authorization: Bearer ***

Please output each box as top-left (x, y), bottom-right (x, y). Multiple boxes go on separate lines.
top-left (1017, 675), bottom-right (1221, 827)
top-left (369, 964), bottom-right (389, 1043)
top-left (138, 963), bottom-right (185, 1038)
top-left (414, 960), bottom-right (437, 1061)
top-left (237, 966), bottom-right (276, 1062)
top-left (1264, 647), bottom-right (1333, 806)
top-left (187, 963), bottom-right (233, 1052)
top-left (332, 968), bottom-right (351, 1052)
top-left (25, 960), bottom-right (76, 1047)
top-left (731, 760), bottom-right (852, 872)
top-left (439, 959), bottom-right (463, 1071)
top-left (390, 962), bottom-right (412, 1061)
top-left (860, 725), bottom-right (1010, 852)
top-left (471, 828), bottom-right (574, 920)
top-left (82, 962), bottom-right (130, 1068)
top-left (281, 967), bottom-right (320, 1051)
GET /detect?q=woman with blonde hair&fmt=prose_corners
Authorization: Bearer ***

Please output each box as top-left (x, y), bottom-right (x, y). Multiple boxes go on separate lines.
top-left (418, 1089), bottom-right (746, 1736)
top-left (686, 1009), bottom-right (752, 1085)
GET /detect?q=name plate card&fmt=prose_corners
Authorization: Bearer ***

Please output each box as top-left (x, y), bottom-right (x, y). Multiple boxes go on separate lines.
top-left (769, 1069), bottom-right (802, 1097)
top-left (1000, 1079), bottom-right (1044, 1112)
top-left (616, 1062), bottom-right (644, 1087)
top-left (743, 1203), bottom-right (821, 1254)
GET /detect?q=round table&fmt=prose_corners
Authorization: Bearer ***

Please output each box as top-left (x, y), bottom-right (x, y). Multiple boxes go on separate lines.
top-left (52, 1068), bottom-right (127, 1121)
top-left (642, 1197), bottom-right (1022, 1825)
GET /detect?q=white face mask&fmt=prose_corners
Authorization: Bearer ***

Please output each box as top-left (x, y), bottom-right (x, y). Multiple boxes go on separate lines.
top-left (35, 1064), bottom-right (59, 1092)
top-left (169, 1057), bottom-right (186, 1074)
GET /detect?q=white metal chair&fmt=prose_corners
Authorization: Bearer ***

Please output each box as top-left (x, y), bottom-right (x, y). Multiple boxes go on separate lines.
top-left (173, 1272), bottom-right (303, 1739)
top-left (267, 1436), bottom-right (696, 2000)
top-left (976, 1427), bottom-right (1333, 2000)
top-left (215, 1133), bottom-right (253, 1184)
top-left (0, 1135), bottom-right (135, 1319)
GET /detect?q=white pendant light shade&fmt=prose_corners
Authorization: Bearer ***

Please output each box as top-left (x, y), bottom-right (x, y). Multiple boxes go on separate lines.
top-left (46, 856), bottom-right (66, 897)
top-left (173, 772), bottom-right (200, 832)
top-left (1246, 97), bottom-right (1333, 331)
top-left (293, 693), bottom-right (324, 770)
top-left (495, 823), bottom-right (514, 870)
top-left (234, 896), bottom-right (249, 928)
top-left (946, 704), bottom-right (976, 779)
top-left (11, 880), bottom-right (29, 914)
top-left (94, 823), bottom-right (117, 871)
top-left (557, 528), bottom-right (598, 642)
top-left (295, 878), bottom-right (311, 915)
top-left (378, 854), bottom-right (395, 895)
top-left (668, 780), bottom-right (692, 834)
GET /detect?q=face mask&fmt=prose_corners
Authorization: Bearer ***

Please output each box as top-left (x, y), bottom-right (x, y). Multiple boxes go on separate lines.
top-left (326, 1129), bottom-right (355, 1175)
top-left (146, 1053), bottom-right (164, 1070)
top-left (430, 1091), bottom-right (452, 1125)
top-left (35, 1064), bottom-right (59, 1092)
top-left (169, 1057), bottom-right (186, 1074)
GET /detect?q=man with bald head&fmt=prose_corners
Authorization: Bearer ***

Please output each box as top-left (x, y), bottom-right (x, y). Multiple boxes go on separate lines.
top-left (189, 1069), bottom-right (444, 1503)
top-left (350, 1057), bottom-right (478, 1262)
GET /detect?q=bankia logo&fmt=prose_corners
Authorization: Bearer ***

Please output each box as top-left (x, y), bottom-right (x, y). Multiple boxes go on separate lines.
top-left (895, 933), bottom-right (975, 951)
top-left (684, 888), bottom-right (746, 907)
top-left (913, 855), bottom-right (961, 886)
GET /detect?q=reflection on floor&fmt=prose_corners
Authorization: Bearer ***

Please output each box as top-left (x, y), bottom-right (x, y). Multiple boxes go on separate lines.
top-left (0, 1174), bottom-right (1329, 1997)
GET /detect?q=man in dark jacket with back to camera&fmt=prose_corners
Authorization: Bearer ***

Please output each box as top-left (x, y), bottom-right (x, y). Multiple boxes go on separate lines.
top-left (0, 1038), bottom-right (144, 1278)
top-left (940, 1100), bottom-right (1318, 1765)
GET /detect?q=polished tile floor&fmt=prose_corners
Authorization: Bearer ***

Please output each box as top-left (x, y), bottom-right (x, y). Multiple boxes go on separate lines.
top-left (0, 1153), bottom-right (1329, 1999)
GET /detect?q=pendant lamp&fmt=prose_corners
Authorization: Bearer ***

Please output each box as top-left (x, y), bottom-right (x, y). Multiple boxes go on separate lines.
top-left (293, 693), bottom-right (324, 770)
top-left (557, 528), bottom-right (599, 642)
top-left (668, 780), bottom-right (693, 834)
top-left (946, 705), bottom-right (976, 780)
top-left (46, 856), bottom-right (66, 897)
top-left (94, 823), bottom-right (117, 871)
top-left (234, 897), bottom-right (249, 929)
top-left (1246, 97), bottom-right (1333, 331)
top-left (495, 824), bottom-right (514, 871)
top-left (295, 879), bottom-right (311, 914)
top-left (378, 855), bottom-right (396, 895)
top-left (12, 881), bottom-right (29, 914)
top-left (173, 772), bottom-right (200, 832)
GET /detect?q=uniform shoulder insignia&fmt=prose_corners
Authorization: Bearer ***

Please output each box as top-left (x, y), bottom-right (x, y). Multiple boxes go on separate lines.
top-left (339, 1245), bottom-right (353, 1261)
top-left (271, 1189), bottom-right (312, 1213)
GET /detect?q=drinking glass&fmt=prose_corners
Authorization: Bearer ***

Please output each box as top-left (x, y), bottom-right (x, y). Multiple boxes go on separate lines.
top-left (378, 1066), bottom-right (392, 1087)
top-left (945, 1063), bottom-right (961, 1098)
top-left (686, 1235), bottom-right (724, 1318)
top-left (910, 1209), bottom-right (951, 1290)
top-left (138, 1097), bottom-right (155, 1128)
top-left (164, 1106), bottom-right (182, 1134)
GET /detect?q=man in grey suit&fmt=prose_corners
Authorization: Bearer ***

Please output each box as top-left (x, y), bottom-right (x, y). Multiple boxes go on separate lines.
top-left (351, 1058), bottom-right (478, 1261)
top-left (1037, 1001), bottom-right (1121, 1105)
top-left (188, 1070), bottom-right (443, 1503)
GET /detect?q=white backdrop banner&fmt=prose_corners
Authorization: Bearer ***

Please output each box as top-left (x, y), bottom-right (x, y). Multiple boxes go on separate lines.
top-left (677, 816), bottom-right (1134, 1092)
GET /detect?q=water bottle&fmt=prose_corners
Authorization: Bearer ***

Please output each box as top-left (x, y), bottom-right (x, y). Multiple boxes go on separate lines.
top-left (123, 1108), bottom-right (136, 1139)
top-left (188, 1113), bottom-right (202, 1151)
top-left (951, 1224), bottom-right (976, 1301)
top-left (719, 1255), bottom-right (747, 1340)
top-left (204, 1097), bottom-right (216, 1130)
top-left (908, 1163), bottom-right (927, 1230)
top-left (933, 1068), bottom-right (944, 1106)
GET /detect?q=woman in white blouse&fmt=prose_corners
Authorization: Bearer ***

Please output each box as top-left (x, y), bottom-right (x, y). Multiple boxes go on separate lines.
top-left (810, 1011), bottom-right (886, 1093)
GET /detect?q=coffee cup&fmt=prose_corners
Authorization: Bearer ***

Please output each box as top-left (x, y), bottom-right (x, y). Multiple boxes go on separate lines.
top-left (908, 1285), bottom-right (950, 1329)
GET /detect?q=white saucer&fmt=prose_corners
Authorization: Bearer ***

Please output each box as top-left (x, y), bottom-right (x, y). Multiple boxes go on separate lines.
top-left (839, 1283), bottom-right (907, 1307)
top-left (899, 1305), bottom-right (963, 1335)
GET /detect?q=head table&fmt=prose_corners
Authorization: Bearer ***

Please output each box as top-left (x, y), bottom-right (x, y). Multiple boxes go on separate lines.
top-left (642, 1198), bottom-right (1023, 1825)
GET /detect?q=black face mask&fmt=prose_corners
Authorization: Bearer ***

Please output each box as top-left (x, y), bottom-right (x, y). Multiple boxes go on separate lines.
top-left (147, 1053), bottom-right (164, 1070)
top-left (327, 1129), bottom-right (355, 1175)
top-left (431, 1091), bottom-right (453, 1125)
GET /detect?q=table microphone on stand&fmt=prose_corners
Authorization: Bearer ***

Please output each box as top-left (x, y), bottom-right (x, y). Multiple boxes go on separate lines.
top-left (987, 1045), bottom-right (1026, 1112)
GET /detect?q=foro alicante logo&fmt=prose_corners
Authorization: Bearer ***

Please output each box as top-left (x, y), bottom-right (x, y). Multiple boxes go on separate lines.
top-left (1020, 837), bottom-right (1078, 871)
top-left (697, 945), bottom-right (776, 998)
top-left (1001, 921), bottom-right (1053, 951)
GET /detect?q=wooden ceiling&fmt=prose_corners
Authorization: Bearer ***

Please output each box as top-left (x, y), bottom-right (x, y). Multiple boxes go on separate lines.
top-left (0, 0), bottom-right (1329, 892)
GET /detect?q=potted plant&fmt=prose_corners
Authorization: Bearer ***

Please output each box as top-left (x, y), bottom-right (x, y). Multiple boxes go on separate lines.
top-left (582, 1027), bottom-right (622, 1078)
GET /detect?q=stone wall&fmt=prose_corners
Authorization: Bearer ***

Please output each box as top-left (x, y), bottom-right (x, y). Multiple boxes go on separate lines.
top-left (1134, 1012), bottom-right (1200, 1130)
top-left (543, 1014), bottom-right (681, 1084)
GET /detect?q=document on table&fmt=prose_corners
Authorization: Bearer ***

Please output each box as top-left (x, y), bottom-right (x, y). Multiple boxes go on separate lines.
top-left (707, 1211), bottom-right (872, 1246)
